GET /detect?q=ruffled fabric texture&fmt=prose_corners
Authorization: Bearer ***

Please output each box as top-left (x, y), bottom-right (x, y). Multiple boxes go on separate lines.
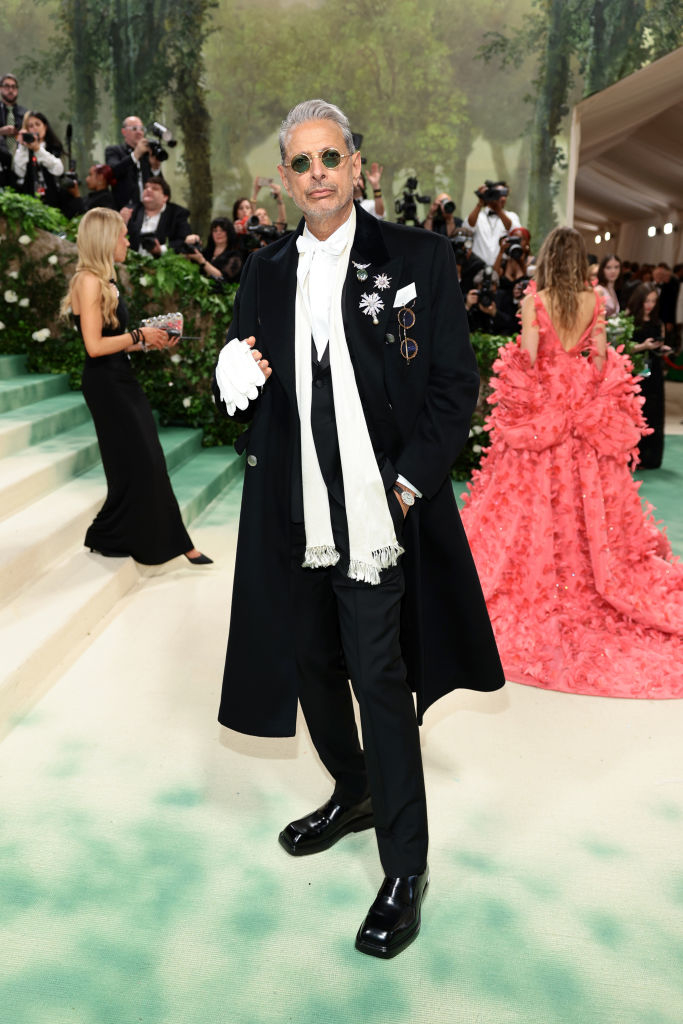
top-left (461, 288), bottom-right (683, 698)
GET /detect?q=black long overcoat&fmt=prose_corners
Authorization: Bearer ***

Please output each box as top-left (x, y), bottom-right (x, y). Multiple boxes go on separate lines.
top-left (215, 204), bottom-right (504, 737)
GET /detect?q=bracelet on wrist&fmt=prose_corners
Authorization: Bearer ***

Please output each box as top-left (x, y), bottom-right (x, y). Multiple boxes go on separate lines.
top-left (373, 189), bottom-right (382, 196)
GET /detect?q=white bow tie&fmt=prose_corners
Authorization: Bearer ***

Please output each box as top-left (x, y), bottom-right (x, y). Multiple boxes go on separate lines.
top-left (296, 232), bottom-right (348, 258)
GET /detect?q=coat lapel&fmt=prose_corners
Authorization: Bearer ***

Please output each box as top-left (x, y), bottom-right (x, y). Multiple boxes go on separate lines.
top-left (343, 206), bottom-right (403, 406)
top-left (256, 229), bottom-right (301, 404)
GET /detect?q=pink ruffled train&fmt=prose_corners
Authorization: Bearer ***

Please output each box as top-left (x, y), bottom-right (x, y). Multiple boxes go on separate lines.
top-left (461, 286), bottom-right (683, 698)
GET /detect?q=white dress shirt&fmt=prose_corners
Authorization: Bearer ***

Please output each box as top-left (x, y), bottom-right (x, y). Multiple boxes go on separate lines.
top-left (471, 206), bottom-right (521, 265)
top-left (297, 212), bottom-right (420, 498)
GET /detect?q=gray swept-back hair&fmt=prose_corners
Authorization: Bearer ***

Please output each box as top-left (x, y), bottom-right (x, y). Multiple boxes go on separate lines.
top-left (279, 99), bottom-right (355, 162)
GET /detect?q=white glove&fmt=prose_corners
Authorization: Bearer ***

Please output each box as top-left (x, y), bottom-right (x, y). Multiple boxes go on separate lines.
top-left (215, 338), bottom-right (266, 415)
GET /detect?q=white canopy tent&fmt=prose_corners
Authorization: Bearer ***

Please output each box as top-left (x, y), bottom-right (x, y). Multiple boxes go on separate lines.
top-left (567, 47), bottom-right (683, 264)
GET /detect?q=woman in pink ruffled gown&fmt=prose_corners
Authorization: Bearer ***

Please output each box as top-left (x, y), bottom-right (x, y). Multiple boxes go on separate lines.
top-left (461, 227), bottom-right (683, 698)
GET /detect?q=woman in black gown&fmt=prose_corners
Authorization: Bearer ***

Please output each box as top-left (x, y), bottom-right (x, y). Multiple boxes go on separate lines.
top-left (626, 283), bottom-right (672, 470)
top-left (61, 207), bottom-right (212, 565)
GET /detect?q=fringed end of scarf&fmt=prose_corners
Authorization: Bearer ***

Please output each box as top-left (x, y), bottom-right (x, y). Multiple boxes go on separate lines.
top-left (302, 544), bottom-right (340, 570)
top-left (348, 543), bottom-right (404, 586)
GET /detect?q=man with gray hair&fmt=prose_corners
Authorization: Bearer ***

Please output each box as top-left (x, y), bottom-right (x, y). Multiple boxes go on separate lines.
top-left (213, 98), bottom-right (504, 958)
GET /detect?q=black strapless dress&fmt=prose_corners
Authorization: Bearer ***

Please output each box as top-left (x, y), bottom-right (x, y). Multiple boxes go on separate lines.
top-left (75, 294), bottom-right (192, 564)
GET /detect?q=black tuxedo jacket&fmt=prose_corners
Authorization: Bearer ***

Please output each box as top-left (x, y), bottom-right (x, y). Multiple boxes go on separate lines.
top-left (0, 101), bottom-right (27, 182)
top-left (105, 142), bottom-right (153, 208)
top-left (127, 201), bottom-right (191, 253)
top-left (214, 203), bottom-right (504, 737)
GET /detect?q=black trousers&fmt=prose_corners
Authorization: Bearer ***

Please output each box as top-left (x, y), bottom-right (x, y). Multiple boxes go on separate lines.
top-left (290, 507), bottom-right (428, 878)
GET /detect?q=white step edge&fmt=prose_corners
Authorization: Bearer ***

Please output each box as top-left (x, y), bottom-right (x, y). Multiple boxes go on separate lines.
top-left (0, 551), bottom-right (141, 738)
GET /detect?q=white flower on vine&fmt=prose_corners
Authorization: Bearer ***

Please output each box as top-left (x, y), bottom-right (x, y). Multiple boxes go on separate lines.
top-left (48, 254), bottom-right (58, 265)
top-left (0, 321), bottom-right (5, 330)
top-left (359, 292), bottom-right (384, 319)
top-left (8, 270), bottom-right (19, 279)
top-left (18, 234), bottom-right (31, 246)
top-left (170, 353), bottom-right (182, 364)
top-left (4, 290), bottom-right (18, 303)
top-left (373, 273), bottom-right (391, 291)
top-left (19, 298), bottom-right (29, 307)
top-left (139, 275), bottom-right (150, 287)
top-left (472, 444), bottom-right (482, 454)
top-left (32, 328), bottom-right (51, 342)
top-left (182, 396), bottom-right (192, 408)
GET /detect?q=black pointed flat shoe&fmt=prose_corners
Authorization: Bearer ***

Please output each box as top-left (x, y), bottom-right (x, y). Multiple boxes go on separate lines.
top-left (355, 866), bottom-right (429, 959)
top-left (278, 795), bottom-right (374, 856)
top-left (184, 552), bottom-right (213, 564)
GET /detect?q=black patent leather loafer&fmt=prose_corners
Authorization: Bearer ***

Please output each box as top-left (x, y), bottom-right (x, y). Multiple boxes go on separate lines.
top-left (355, 866), bottom-right (429, 958)
top-left (278, 796), bottom-right (374, 856)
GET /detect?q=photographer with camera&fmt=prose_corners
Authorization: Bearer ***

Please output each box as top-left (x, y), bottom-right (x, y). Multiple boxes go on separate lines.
top-left (249, 176), bottom-right (287, 233)
top-left (67, 163), bottom-right (118, 214)
top-left (464, 266), bottom-right (511, 335)
top-left (423, 192), bottom-right (462, 238)
top-left (12, 110), bottom-right (65, 211)
top-left (183, 216), bottom-right (244, 285)
top-left (105, 115), bottom-right (164, 209)
top-left (0, 73), bottom-right (28, 187)
top-left (450, 226), bottom-right (486, 295)
top-left (467, 180), bottom-right (521, 266)
top-left (492, 226), bottom-right (531, 335)
top-left (122, 177), bottom-right (193, 257)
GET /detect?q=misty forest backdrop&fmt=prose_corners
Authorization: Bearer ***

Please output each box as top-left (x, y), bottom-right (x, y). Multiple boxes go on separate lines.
top-left (2, 0), bottom-right (681, 241)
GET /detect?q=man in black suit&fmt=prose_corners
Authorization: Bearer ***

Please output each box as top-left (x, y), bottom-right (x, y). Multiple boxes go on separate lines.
top-left (123, 177), bottom-right (194, 257)
top-left (0, 73), bottom-right (27, 187)
top-left (105, 114), bottom-right (161, 209)
top-left (213, 99), bottom-right (504, 959)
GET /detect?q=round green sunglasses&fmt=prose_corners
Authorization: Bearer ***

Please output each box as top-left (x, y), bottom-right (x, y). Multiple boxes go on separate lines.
top-left (284, 148), bottom-right (351, 174)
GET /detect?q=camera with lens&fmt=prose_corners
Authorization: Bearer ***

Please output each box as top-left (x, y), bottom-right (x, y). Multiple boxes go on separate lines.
top-left (179, 240), bottom-right (202, 255)
top-left (59, 168), bottom-right (81, 193)
top-left (476, 180), bottom-right (509, 204)
top-left (477, 267), bottom-right (496, 308)
top-left (439, 197), bottom-right (456, 215)
top-left (21, 130), bottom-right (35, 145)
top-left (394, 177), bottom-right (431, 226)
top-left (146, 121), bottom-right (177, 162)
top-left (451, 229), bottom-right (473, 266)
top-left (503, 234), bottom-right (525, 263)
top-left (139, 235), bottom-right (158, 253)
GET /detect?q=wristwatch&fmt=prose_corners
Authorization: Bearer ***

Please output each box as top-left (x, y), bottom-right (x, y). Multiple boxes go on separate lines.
top-left (394, 485), bottom-right (415, 507)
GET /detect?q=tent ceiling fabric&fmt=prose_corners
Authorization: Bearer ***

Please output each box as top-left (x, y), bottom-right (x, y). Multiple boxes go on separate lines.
top-left (572, 48), bottom-right (683, 228)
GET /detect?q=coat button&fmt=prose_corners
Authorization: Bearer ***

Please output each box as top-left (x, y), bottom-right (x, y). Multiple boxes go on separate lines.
top-left (247, 454), bottom-right (258, 467)
top-left (385, 333), bottom-right (395, 345)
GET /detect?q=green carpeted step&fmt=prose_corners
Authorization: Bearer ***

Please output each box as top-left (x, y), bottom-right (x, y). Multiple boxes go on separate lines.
top-left (0, 420), bottom-right (100, 520)
top-left (0, 392), bottom-right (92, 458)
top-left (169, 447), bottom-right (244, 527)
top-left (0, 354), bottom-right (28, 379)
top-left (0, 372), bottom-right (69, 414)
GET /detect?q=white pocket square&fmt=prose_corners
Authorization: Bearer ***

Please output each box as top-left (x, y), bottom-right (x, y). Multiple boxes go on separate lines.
top-left (393, 282), bottom-right (417, 307)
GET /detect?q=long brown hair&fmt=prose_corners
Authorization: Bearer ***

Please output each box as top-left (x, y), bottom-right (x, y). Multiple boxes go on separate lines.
top-left (535, 226), bottom-right (591, 330)
top-left (60, 208), bottom-right (125, 326)
top-left (626, 283), bottom-right (660, 327)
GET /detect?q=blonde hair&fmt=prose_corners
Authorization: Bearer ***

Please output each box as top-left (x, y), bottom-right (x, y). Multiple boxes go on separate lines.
top-left (60, 207), bottom-right (125, 326)
top-left (535, 226), bottom-right (591, 330)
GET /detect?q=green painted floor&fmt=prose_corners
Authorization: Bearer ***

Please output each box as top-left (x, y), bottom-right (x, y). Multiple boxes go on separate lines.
top-left (1, 430), bottom-right (682, 1024)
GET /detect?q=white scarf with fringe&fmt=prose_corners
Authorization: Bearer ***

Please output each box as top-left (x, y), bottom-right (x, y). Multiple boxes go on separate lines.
top-left (294, 207), bottom-right (403, 585)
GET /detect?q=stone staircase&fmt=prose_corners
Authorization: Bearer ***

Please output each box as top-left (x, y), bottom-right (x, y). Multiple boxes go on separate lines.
top-left (0, 354), bottom-right (242, 736)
